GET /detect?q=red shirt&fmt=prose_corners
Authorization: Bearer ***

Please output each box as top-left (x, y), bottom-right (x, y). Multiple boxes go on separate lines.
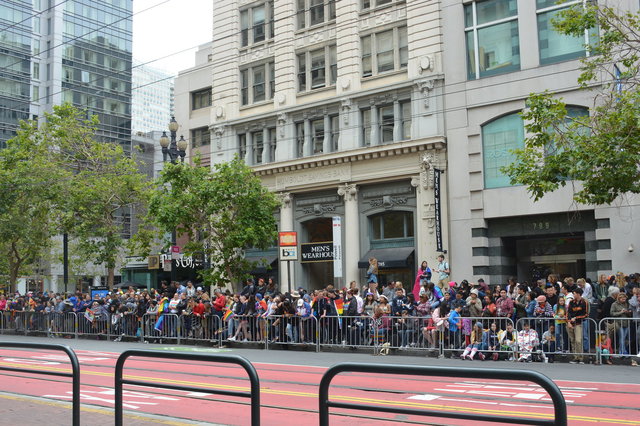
top-left (192, 302), bottom-right (205, 316)
top-left (213, 295), bottom-right (226, 312)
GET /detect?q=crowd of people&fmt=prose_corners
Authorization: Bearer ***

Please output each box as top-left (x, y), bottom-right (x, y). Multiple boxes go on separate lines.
top-left (0, 260), bottom-right (639, 365)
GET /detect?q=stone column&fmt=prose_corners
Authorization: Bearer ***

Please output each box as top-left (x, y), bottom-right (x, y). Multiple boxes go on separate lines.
top-left (411, 152), bottom-right (443, 270)
top-left (245, 131), bottom-right (254, 165)
top-left (262, 126), bottom-right (271, 163)
top-left (393, 99), bottom-right (402, 142)
top-left (278, 192), bottom-right (294, 292)
top-left (303, 117), bottom-right (312, 156)
top-left (370, 103), bottom-right (379, 146)
top-left (322, 114), bottom-right (331, 153)
top-left (338, 183), bottom-right (359, 285)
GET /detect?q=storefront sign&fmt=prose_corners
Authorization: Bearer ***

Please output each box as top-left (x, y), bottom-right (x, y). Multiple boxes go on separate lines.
top-left (160, 254), bottom-right (203, 270)
top-left (148, 255), bottom-right (160, 270)
top-left (434, 168), bottom-right (443, 252)
top-left (332, 216), bottom-right (342, 278)
top-left (279, 231), bottom-right (297, 247)
top-left (300, 242), bottom-right (334, 263)
top-left (280, 246), bottom-right (298, 261)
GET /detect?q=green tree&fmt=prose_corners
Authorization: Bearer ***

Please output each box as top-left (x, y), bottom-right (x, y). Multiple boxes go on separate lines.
top-left (0, 115), bottom-right (68, 292)
top-left (504, 3), bottom-right (640, 205)
top-left (50, 105), bottom-right (152, 289)
top-left (0, 104), bottom-right (152, 291)
top-left (146, 157), bottom-right (279, 288)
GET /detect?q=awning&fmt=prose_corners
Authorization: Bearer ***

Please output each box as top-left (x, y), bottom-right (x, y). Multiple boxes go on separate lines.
top-left (246, 255), bottom-right (278, 274)
top-left (358, 247), bottom-right (415, 269)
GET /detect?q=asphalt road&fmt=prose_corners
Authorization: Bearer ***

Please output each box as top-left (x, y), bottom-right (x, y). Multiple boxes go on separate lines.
top-left (0, 335), bottom-right (638, 425)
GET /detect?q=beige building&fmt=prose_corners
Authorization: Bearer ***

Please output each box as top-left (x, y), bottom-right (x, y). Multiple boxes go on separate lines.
top-left (177, 0), bottom-right (449, 290)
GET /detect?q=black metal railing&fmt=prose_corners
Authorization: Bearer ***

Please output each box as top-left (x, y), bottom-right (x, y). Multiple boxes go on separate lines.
top-left (319, 363), bottom-right (567, 426)
top-left (0, 342), bottom-right (80, 426)
top-left (115, 349), bottom-right (260, 426)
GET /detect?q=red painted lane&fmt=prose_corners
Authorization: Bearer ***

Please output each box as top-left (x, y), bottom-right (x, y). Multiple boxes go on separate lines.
top-left (0, 349), bottom-right (639, 425)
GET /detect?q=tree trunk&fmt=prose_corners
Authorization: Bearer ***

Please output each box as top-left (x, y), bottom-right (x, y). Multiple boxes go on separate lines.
top-left (107, 267), bottom-right (115, 290)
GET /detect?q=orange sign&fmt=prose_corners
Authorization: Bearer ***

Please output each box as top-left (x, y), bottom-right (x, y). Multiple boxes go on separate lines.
top-left (279, 231), bottom-right (297, 247)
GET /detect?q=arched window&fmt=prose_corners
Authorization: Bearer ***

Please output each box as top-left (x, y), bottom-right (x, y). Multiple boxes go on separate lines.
top-left (482, 112), bottom-right (524, 189)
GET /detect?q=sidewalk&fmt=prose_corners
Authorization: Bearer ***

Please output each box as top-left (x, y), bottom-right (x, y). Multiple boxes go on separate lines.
top-left (0, 392), bottom-right (204, 426)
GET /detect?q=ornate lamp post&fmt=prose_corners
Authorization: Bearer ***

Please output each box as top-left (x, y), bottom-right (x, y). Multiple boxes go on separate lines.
top-left (158, 117), bottom-right (188, 282)
top-left (159, 116), bottom-right (187, 164)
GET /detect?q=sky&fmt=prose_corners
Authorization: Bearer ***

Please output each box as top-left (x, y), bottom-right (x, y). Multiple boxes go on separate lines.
top-left (132, 0), bottom-right (213, 75)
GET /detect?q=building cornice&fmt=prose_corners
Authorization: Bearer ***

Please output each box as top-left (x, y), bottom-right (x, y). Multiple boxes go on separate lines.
top-left (252, 136), bottom-right (446, 177)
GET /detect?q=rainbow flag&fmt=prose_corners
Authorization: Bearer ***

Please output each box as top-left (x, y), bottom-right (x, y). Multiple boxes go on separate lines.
top-left (84, 309), bottom-right (95, 323)
top-left (222, 310), bottom-right (234, 322)
top-left (334, 298), bottom-right (344, 315)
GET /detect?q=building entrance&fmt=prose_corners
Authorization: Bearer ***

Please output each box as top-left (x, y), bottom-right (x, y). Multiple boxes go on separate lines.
top-left (512, 235), bottom-right (586, 282)
top-left (301, 217), bottom-right (334, 291)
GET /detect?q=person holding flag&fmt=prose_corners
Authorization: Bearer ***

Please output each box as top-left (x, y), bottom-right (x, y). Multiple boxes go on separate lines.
top-left (154, 293), bottom-right (170, 333)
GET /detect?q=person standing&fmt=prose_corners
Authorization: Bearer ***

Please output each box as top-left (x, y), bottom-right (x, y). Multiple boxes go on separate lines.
top-left (366, 258), bottom-right (378, 286)
top-left (434, 255), bottom-right (450, 291)
top-left (567, 288), bottom-right (588, 364)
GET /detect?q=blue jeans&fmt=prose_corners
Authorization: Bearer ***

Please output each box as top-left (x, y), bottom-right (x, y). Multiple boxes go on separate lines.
top-left (582, 320), bottom-right (591, 352)
top-left (555, 323), bottom-right (567, 351)
top-left (618, 326), bottom-right (629, 355)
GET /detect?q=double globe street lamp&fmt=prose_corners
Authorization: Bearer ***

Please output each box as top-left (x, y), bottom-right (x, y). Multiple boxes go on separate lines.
top-left (159, 116), bottom-right (187, 164)
top-left (158, 116), bottom-right (187, 282)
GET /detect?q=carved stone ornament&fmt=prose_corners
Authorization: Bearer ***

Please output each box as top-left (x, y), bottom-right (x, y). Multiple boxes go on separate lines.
top-left (341, 99), bottom-right (352, 125)
top-left (337, 183), bottom-right (357, 202)
top-left (416, 79), bottom-right (435, 109)
top-left (278, 192), bottom-right (292, 208)
top-left (212, 125), bottom-right (225, 150)
top-left (277, 112), bottom-right (288, 137)
top-left (419, 152), bottom-right (436, 189)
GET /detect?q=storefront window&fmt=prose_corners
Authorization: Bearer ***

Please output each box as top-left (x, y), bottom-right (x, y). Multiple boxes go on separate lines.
top-left (370, 211), bottom-right (414, 240)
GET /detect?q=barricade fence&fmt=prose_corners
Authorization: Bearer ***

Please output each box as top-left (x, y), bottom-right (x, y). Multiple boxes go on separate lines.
top-left (598, 317), bottom-right (640, 363)
top-left (515, 317), bottom-right (599, 363)
top-left (0, 311), bottom-right (637, 364)
top-left (440, 316), bottom-right (516, 360)
top-left (265, 315), bottom-right (319, 351)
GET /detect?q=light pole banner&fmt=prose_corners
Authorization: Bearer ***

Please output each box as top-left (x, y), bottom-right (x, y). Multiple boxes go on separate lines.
top-left (434, 168), bottom-right (443, 252)
top-left (332, 216), bottom-right (343, 278)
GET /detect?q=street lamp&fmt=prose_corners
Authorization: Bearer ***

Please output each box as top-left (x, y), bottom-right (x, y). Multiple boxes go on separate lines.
top-left (159, 116), bottom-right (187, 164)
top-left (159, 117), bottom-right (188, 283)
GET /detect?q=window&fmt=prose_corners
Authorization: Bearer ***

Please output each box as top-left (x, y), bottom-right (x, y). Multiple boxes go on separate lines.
top-left (296, 122), bottom-right (305, 158)
top-left (252, 131), bottom-right (264, 163)
top-left (361, 27), bottom-right (408, 77)
top-left (238, 134), bottom-right (247, 159)
top-left (240, 62), bottom-right (275, 105)
top-left (191, 127), bottom-right (211, 148)
top-left (401, 101), bottom-right (411, 139)
top-left (379, 105), bottom-right (394, 142)
top-left (465, 0), bottom-right (520, 80)
top-left (32, 63), bottom-right (40, 80)
top-left (32, 86), bottom-right (39, 102)
top-left (482, 112), bottom-right (524, 188)
top-left (240, 2), bottom-right (274, 47)
top-left (362, 0), bottom-right (395, 10)
top-left (312, 119), bottom-right (324, 154)
top-left (297, 45), bottom-right (337, 92)
top-left (297, 0), bottom-right (336, 30)
top-left (370, 211), bottom-right (414, 240)
top-left (545, 106), bottom-right (589, 156)
top-left (362, 108), bottom-right (371, 146)
top-left (537, 0), bottom-right (597, 65)
top-left (191, 88), bottom-right (212, 110)
top-left (268, 127), bottom-right (277, 161)
top-left (330, 115), bottom-right (339, 151)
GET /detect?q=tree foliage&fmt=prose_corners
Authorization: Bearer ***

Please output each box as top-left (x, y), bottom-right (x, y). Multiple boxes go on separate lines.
top-left (145, 157), bottom-right (279, 288)
top-left (504, 3), bottom-right (640, 205)
top-left (0, 104), bottom-right (151, 290)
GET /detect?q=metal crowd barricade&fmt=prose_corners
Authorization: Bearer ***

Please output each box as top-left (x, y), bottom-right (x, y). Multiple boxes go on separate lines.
top-left (142, 313), bottom-right (181, 343)
top-left (515, 317), bottom-right (598, 363)
top-left (77, 310), bottom-right (108, 339)
top-left (318, 315), bottom-right (375, 352)
top-left (109, 312), bottom-right (142, 342)
top-left (22, 312), bottom-right (48, 335)
top-left (115, 350), bottom-right (260, 426)
top-left (179, 313), bottom-right (222, 346)
top-left (441, 316), bottom-right (516, 360)
top-left (264, 315), bottom-right (319, 351)
top-left (48, 312), bottom-right (78, 338)
top-left (0, 342), bottom-right (81, 426)
top-left (598, 317), bottom-right (639, 364)
top-left (225, 315), bottom-right (267, 345)
top-left (319, 363), bottom-right (567, 426)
